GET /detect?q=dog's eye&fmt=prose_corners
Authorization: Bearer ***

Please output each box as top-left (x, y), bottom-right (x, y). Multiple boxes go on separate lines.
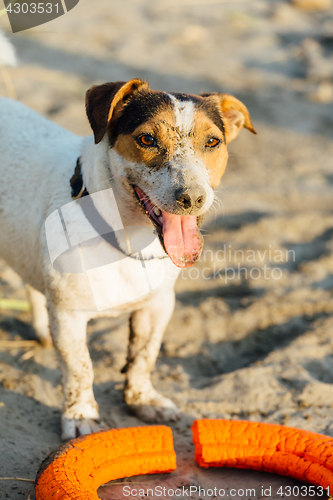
top-left (205, 138), bottom-right (220, 148)
top-left (138, 135), bottom-right (157, 147)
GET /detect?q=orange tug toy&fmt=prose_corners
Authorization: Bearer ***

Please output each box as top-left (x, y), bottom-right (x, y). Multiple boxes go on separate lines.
top-left (35, 426), bottom-right (176, 500)
top-left (35, 420), bottom-right (333, 500)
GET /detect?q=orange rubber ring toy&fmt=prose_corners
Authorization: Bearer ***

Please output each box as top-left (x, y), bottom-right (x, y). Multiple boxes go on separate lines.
top-left (192, 419), bottom-right (333, 491)
top-left (35, 426), bottom-right (176, 500)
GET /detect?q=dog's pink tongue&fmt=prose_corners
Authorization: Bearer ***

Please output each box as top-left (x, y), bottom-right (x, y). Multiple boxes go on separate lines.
top-left (162, 211), bottom-right (203, 268)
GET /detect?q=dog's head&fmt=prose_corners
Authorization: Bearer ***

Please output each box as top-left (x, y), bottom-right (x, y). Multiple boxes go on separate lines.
top-left (86, 79), bottom-right (256, 268)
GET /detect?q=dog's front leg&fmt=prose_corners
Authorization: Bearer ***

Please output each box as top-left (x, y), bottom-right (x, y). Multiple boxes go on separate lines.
top-left (47, 305), bottom-right (101, 440)
top-left (124, 290), bottom-right (180, 422)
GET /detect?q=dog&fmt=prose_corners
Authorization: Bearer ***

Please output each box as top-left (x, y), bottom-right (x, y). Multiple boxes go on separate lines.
top-left (0, 79), bottom-right (255, 439)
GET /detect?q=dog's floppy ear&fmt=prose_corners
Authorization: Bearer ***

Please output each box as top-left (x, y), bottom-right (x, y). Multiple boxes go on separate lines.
top-left (86, 79), bottom-right (149, 144)
top-left (201, 93), bottom-right (256, 144)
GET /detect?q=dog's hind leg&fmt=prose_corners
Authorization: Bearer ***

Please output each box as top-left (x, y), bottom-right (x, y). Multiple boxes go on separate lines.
top-left (26, 285), bottom-right (52, 347)
top-left (123, 289), bottom-right (180, 423)
top-left (47, 304), bottom-right (101, 440)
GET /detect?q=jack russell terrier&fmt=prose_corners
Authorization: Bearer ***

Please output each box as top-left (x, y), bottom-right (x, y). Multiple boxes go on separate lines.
top-left (0, 79), bottom-right (255, 439)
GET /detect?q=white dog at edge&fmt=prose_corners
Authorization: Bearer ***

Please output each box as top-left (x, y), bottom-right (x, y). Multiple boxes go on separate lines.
top-left (0, 78), bottom-right (256, 439)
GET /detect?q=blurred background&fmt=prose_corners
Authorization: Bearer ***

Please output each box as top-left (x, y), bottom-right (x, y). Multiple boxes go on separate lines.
top-left (0, 1), bottom-right (333, 498)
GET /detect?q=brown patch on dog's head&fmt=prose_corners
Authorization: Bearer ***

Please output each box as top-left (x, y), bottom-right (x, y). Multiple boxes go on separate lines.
top-left (113, 105), bottom-right (177, 168)
top-left (201, 92), bottom-right (256, 144)
top-left (198, 93), bottom-right (256, 186)
top-left (85, 79), bottom-right (149, 144)
top-left (85, 80), bottom-right (256, 193)
top-left (110, 92), bottom-right (227, 177)
top-left (105, 88), bottom-right (255, 190)
top-left (185, 106), bottom-right (228, 188)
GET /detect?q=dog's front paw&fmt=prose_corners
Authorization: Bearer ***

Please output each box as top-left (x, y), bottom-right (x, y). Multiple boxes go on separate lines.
top-left (130, 402), bottom-right (180, 423)
top-left (61, 401), bottom-right (105, 440)
top-left (61, 415), bottom-right (106, 441)
top-left (125, 388), bottom-right (180, 423)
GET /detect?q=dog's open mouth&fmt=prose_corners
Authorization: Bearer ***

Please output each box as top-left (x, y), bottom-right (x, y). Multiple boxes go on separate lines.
top-left (134, 186), bottom-right (203, 268)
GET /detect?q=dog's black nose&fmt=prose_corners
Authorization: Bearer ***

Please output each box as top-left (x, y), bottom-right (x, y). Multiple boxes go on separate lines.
top-left (175, 187), bottom-right (206, 211)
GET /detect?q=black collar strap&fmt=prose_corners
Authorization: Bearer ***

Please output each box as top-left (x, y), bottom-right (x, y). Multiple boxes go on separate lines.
top-left (70, 158), bottom-right (89, 200)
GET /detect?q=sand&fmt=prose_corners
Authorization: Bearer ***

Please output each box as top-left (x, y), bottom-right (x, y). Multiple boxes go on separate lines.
top-left (0, 0), bottom-right (333, 498)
